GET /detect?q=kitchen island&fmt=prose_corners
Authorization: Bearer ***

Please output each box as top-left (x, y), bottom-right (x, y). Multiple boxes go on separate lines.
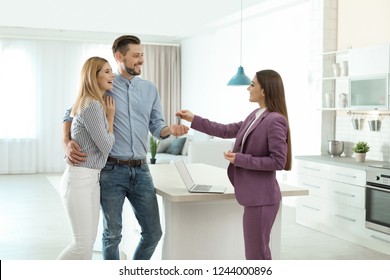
top-left (120, 163), bottom-right (308, 260)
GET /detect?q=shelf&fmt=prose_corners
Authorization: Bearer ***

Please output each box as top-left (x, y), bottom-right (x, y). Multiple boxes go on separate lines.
top-left (319, 108), bottom-right (350, 111)
top-left (322, 76), bottom-right (349, 81)
top-left (318, 109), bottom-right (390, 114)
top-left (322, 49), bottom-right (349, 55)
top-left (346, 110), bottom-right (390, 116)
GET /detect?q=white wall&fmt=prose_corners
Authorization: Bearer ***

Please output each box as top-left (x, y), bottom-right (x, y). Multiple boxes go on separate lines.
top-left (181, 1), bottom-right (319, 162)
top-left (338, 0), bottom-right (390, 49)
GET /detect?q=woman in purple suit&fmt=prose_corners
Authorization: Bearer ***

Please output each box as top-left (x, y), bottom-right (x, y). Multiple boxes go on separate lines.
top-left (178, 69), bottom-right (292, 260)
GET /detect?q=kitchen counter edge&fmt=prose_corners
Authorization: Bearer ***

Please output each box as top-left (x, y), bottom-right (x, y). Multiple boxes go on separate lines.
top-left (295, 155), bottom-right (389, 171)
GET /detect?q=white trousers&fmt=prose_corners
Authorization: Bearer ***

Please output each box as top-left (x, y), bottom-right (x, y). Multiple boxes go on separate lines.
top-left (57, 165), bottom-right (101, 260)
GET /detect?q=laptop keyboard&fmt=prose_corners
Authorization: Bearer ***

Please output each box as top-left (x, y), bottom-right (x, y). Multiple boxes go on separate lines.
top-left (193, 184), bottom-right (212, 191)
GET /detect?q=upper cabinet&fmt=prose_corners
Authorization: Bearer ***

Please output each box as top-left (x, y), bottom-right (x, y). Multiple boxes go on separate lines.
top-left (321, 44), bottom-right (390, 111)
top-left (349, 44), bottom-right (389, 110)
top-left (349, 44), bottom-right (390, 76)
top-left (349, 75), bottom-right (388, 110)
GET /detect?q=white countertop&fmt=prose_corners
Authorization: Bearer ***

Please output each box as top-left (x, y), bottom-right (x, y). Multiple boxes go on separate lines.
top-left (295, 155), bottom-right (390, 171)
top-left (149, 163), bottom-right (308, 203)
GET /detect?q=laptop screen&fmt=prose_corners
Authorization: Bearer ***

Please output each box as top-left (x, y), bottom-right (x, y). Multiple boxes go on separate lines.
top-left (174, 159), bottom-right (195, 189)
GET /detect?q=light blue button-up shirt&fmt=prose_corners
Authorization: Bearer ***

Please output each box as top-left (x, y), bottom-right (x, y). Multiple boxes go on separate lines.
top-left (64, 73), bottom-right (168, 160)
top-left (106, 73), bottom-right (167, 160)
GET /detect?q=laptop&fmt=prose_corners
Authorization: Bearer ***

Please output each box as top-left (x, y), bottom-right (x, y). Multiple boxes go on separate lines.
top-left (173, 159), bottom-right (227, 193)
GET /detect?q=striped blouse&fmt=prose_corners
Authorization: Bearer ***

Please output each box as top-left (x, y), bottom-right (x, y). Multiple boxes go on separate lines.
top-left (71, 99), bottom-right (115, 169)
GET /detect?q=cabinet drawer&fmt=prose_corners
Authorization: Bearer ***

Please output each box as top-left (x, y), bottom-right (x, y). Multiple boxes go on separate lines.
top-left (327, 166), bottom-right (366, 186)
top-left (297, 161), bottom-right (328, 179)
top-left (363, 229), bottom-right (390, 255)
top-left (330, 182), bottom-right (365, 209)
top-left (296, 196), bottom-right (329, 224)
top-left (297, 174), bottom-right (329, 198)
top-left (297, 160), bottom-right (366, 186)
top-left (330, 203), bottom-right (365, 234)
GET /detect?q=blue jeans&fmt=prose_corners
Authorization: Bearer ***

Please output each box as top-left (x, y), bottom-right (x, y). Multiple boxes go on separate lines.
top-left (100, 162), bottom-right (162, 260)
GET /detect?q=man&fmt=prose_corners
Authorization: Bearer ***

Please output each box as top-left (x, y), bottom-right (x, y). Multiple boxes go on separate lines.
top-left (63, 35), bottom-right (188, 260)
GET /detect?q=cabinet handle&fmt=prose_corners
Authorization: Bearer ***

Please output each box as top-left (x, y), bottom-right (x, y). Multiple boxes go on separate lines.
top-left (333, 190), bottom-right (355, 197)
top-left (335, 214), bottom-right (356, 222)
top-left (303, 183), bottom-right (320, 189)
top-left (370, 235), bottom-right (390, 244)
top-left (303, 167), bottom-right (321, 172)
top-left (302, 204), bottom-right (320, 211)
top-left (335, 172), bottom-right (357, 179)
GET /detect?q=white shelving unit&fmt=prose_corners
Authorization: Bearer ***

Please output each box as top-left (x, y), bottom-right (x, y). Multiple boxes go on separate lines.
top-left (321, 44), bottom-right (390, 112)
top-left (321, 49), bottom-right (350, 110)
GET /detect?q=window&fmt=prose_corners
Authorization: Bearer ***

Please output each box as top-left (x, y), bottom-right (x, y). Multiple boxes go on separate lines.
top-left (0, 43), bottom-right (36, 138)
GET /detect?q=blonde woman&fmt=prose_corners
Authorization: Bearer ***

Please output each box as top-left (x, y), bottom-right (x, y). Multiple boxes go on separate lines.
top-left (57, 57), bottom-right (115, 260)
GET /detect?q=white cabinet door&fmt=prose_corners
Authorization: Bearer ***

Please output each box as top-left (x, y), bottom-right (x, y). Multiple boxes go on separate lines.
top-left (349, 44), bottom-right (390, 76)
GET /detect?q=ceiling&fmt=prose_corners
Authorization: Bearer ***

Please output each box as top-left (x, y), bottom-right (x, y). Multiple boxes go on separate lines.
top-left (0, 0), bottom-right (271, 43)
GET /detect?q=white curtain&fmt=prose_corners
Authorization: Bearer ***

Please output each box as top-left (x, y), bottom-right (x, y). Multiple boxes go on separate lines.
top-left (0, 37), bottom-right (181, 174)
top-left (143, 44), bottom-right (181, 125)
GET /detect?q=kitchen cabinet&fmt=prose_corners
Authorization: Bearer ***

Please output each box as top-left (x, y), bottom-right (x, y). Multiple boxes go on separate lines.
top-left (349, 74), bottom-right (389, 110)
top-left (363, 228), bottom-right (390, 254)
top-left (349, 44), bottom-right (390, 77)
top-left (321, 44), bottom-right (390, 111)
top-left (295, 157), bottom-right (390, 255)
top-left (296, 160), bottom-right (366, 239)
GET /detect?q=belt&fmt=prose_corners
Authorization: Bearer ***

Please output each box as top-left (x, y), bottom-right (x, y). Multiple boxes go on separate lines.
top-left (107, 157), bottom-right (146, 167)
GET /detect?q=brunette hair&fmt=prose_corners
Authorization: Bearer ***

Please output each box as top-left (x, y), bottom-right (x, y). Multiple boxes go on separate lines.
top-left (256, 69), bottom-right (292, 170)
top-left (112, 35), bottom-right (141, 56)
top-left (71, 56), bottom-right (108, 116)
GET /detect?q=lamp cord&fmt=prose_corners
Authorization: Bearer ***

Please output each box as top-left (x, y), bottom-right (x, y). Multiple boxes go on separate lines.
top-left (240, 0), bottom-right (243, 66)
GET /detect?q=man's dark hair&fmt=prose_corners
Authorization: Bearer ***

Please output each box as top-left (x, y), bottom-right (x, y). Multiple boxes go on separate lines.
top-left (112, 35), bottom-right (141, 56)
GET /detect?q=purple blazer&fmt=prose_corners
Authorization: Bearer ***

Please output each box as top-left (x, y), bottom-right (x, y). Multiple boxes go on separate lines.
top-left (191, 109), bottom-right (288, 207)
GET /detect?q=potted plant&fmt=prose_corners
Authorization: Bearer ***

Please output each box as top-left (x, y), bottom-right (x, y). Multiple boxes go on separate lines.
top-left (149, 136), bottom-right (159, 164)
top-left (352, 141), bottom-right (370, 162)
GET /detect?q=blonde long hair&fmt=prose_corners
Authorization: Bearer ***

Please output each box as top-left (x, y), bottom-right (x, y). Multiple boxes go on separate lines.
top-left (71, 57), bottom-right (108, 116)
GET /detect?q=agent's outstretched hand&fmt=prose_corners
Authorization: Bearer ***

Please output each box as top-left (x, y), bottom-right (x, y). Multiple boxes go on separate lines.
top-left (176, 110), bottom-right (195, 123)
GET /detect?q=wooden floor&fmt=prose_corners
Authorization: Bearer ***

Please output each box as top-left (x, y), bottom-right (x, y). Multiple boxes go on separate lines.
top-left (1, 173), bottom-right (389, 260)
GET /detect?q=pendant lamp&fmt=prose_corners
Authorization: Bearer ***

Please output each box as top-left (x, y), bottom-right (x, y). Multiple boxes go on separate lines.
top-left (227, 0), bottom-right (251, 86)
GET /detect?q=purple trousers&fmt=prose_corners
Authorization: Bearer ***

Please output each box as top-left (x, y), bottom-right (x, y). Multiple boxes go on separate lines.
top-left (243, 202), bottom-right (280, 260)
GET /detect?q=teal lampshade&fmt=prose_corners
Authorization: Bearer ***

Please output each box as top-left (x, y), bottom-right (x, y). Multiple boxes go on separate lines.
top-left (227, 66), bottom-right (251, 86)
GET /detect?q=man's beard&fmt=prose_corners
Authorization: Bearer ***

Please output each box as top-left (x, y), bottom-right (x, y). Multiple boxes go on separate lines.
top-left (122, 63), bottom-right (141, 76)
